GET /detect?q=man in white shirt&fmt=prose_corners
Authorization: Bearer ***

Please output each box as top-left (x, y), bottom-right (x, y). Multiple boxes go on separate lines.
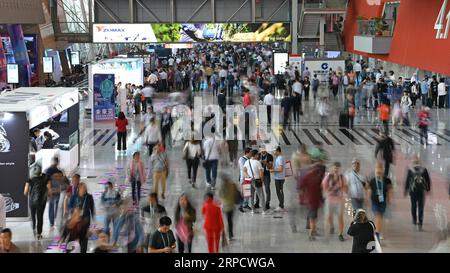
top-left (168, 57), bottom-right (174, 67)
top-left (238, 148), bottom-right (252, 212)
top-left (244, 149), bottom-right (267, 214)
top-left (143, 117), bottom-right (162, 157)
top-left (141, 84), bottom-right (154, 113)
top-left (353, 60), bottom-right (362, 86)
top-left (219, 68), bottom-right (228, 88)
top-left (0, 193), bottom-right (5, 231)
top-left (202, 133), bottom-right (221, 190)
top-left (438, 78), bottom-right (447, 108)
top-left (292, 79), bottom-right (303, 96)
top-left (159, 69), bottom-right (168, 92)
top-left (263, 91), bottom-right (275, 125)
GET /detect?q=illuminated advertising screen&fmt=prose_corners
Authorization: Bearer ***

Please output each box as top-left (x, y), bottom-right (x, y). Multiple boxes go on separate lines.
top-left (6, 64), bottom-right (19, 84)
top-left (93, 23), bottom-right (291, 43)
top-left (71, 51), bottom-right (80, 65)
top-left (43, 56), bottom-right (53, 73)
top-left (273, 52), bottom-right (289, 74)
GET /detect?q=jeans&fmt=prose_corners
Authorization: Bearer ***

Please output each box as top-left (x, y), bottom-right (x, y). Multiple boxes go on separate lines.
top-left (30, 204), bottom-right (45, 235)
top-left (117, 131), bottom-right (127, 151)
top-left (251, 182), bottom-right (265, 211)
top-left (186, 158), bottom-right (200, 183)
top-left (177, 236), bottom-right (193, 253)
top-left (204, 159), bottom-right (218, 187)
top-left (131, 180), bottom-right (141, 203)
top-left (419, 125), bottom-right (428, 145)
top-left (275, 179), bottom-right (285, 208)
top-left (103, 212), bottom-right (117, 235)
top-left (256, 174), bottom-right (271, 209)
top-left (48, 193), bottom-right (60, 226)
top-left (348, 116), bottom-right (354, 129)
top-left (410, 192), bottom-right (425, 225)
top-left (421, 94), bottom-right (428, 106)
top-left (225, 210), bottom-right (234, 238)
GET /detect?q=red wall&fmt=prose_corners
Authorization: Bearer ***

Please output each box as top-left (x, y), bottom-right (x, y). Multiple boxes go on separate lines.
top-left (344, 0), bottom-right (450, 76)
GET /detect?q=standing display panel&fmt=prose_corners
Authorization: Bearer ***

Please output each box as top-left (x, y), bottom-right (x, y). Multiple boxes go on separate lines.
top-left (0, 112), bottom-right (30, 218)
top-left (93, 74), bottom-right (116, 122)
top-left (273, 52), bottom-right (289, 74)
top-left (6, 64), bottom-right (19, 84)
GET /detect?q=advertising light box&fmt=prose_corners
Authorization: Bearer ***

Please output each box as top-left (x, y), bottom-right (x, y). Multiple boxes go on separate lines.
top-left (93, 23), bottom-right (291, 43)
top-left (43, 56), bottom-right (53, 73)
top-left (7, 64), bottom-right (19, 84)
top-left (71, 51), bottom-right (80, 65)
top-left (273, 52), bottom-right (289, 74)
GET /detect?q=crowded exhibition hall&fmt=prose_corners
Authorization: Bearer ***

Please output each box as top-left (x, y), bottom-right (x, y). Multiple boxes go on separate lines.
top-left (0, 0), bottom-right (449, 265)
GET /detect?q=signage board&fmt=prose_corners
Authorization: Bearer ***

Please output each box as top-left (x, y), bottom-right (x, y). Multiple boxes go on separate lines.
top-left (93, 23), bottom-right (291, 43)
top-left (93, 74), bottom-right (116, 122)
top-left (43, 56), bottom-right (53, 73)
top-left (273, 52), bottom-right (289, 74)
top-left (6, 64), bottom-right (19, 84)
top-left (71, 51), bottom-right (80, 65)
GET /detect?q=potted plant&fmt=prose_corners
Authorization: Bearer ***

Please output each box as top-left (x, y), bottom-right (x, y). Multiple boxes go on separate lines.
top-left (372, 17), bottom-right (385, 36)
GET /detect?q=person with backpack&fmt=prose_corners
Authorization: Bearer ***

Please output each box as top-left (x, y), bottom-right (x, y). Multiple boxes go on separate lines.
top-left (45, 157), bottom-right (67, 229)
top-left (375, 132), bottom-right (395, 178)
top-left (24, 163), bottom-right (49, 240)
top-left (238, 148), bottom-right (252, 213)
top-left (347, 209), bottom-right (378, 253)
top-left (76, 182), bottom-right (95, 253)
top-left (404, 156), bottom-right (431, 231)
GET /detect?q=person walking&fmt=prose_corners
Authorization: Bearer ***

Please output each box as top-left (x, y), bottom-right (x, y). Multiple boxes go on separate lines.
top-left (183, 138), bottom-right (202, 188)
top-left (141, 192), bottom-right (167, 253)
top-left (24, 163), bottom-right (48, 240)
top-left (143, 117), bottom-right (162, 157)
top-left (322, 162), bottom-right (348, 241)
top-left (347, 209), bottom-right (378, 253)
top-left (291, 91), bottom-right (302, 125)
top-left (150, 216), bottom-right (176, 253)
top-left (113, 197), bottom-right (145, 253)
top-left (367, 162), bottom-right (392, 240)
top-left (378, 101), bottom-right (390, 134)
top-left (303, 76), bottom-right (311, 101)
top-left (317, 98), bottom-right (330, 131)
top-left (128, 151), bottom-right (146, 204)
top-left (345, 158), bottom-right (367, 214)
top-left (202, 192), bottom-right (224, 253)
top-left (174, 193), bottom-right (196, 253)
top-left (151, 143), bottom-right (169, 200)
top-left (400, 91), bottom-right (412, 126)
top-left (160, 107), bottom-right (173, 149)
top-left (263, 91), bottom-right (274, 125)
top-left (238, 148), bottom-right (252, 213)
top-left (219, 173), bottom-right (240, 241)
top-left (271, 146), bottom-right (286, 212)
top-left (202, 131), bottom-right (221, 190)
top-left (311, 74), bottom-right (319, 101)
top-left (101, 181), bottom-right (121, 236)
top-left (404, 156), bottom-right (431, 231)
top-left (45, 157), bottom-right (66, 229)
top-left (115, 112), bottom-right (128, 155)
top-left (344, 93), bottom-right (356, 129)
top-left (375, 132), bottom-right (395, 178)
top-left (417, 106), bottom-right (431, 146)
top-left (75, 182), bottom-right (95, 253)
top-left (64, 174), bottom-right (81, 218)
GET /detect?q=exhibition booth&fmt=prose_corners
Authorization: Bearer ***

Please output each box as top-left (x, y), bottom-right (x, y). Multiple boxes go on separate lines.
top-left (0, 87), bottom-right (80, 219)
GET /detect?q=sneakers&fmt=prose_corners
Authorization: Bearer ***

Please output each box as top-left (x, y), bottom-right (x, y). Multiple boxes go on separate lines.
top-left (338, 235), bottom-right (345, 242)
top-left (239, 208), bottom-right (245, 213)
top-left (244, 205), bottom-right (252, 211)
top-left (274, 207), bottom-right (282, 212)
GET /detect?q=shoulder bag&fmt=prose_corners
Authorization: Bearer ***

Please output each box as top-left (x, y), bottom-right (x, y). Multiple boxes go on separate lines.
top-left (248, 160), bottom-right (262, 188)
top-left (202, 139), bottom-right (215, 169)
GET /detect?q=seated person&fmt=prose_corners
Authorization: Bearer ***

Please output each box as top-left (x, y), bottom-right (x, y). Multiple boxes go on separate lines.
top-left (150, 216), bottom-right (176, 253)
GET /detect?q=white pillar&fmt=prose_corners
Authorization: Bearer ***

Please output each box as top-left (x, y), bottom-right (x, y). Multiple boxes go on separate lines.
top-left (291, 0), bottom-right (298, 54)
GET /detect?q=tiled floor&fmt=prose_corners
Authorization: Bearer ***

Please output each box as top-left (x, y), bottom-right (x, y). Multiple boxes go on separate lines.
top-left (5, 92), bottom-right (450, 253)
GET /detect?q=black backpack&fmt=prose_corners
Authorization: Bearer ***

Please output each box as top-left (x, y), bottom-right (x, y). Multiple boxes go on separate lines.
top-left (30, 176), bottom-right (47, 206)
top-left (410, 168), bottom-right (426, 193)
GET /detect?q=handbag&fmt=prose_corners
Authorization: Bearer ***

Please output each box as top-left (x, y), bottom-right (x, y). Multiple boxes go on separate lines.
top-left (369, 222), bottom-right (383, 253)
top-left (248, 161), bottom-right (262, 188)
top-left (202, 139), bottom-right (215, 169)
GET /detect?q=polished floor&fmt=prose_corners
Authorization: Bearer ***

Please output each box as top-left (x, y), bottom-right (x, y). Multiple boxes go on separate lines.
top-left (5, 91), bottom-right (450, 253)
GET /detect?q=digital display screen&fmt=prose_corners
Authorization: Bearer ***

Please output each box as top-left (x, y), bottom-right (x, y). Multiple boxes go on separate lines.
top-left (43, 57), bottom-right (53, 73)
top-left (6, 64), bottom-right (19, 84)
top-left (273, 52), bottom-right (289, 74)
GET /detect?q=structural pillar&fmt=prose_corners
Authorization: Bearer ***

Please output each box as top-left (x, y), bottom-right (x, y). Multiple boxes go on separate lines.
top-left (291, 0), bottom-right (298, 54)
top-left (319, 15), bottom-right (325, 47)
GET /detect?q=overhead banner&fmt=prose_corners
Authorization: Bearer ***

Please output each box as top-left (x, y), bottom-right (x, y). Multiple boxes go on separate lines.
top-left (93, 23), bottom-right (291, 43)
top-left (0, 112), bottom-right (29, 218)
top-left (289, 54), bottom-right (303, 70)
top-left (93, 74), bottom-right (116, 122)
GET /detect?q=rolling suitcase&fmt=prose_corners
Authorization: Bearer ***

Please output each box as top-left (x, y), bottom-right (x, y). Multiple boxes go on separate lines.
top-left (339, 112), bottom-right (349, 128)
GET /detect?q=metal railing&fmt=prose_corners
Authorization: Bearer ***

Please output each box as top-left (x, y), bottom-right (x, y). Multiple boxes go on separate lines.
top-left (356, 19), bottom-right (395, 37)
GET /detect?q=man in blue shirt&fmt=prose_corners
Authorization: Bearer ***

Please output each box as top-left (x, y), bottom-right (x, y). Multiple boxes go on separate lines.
top-left (420, 77), bottom-right (430, 106)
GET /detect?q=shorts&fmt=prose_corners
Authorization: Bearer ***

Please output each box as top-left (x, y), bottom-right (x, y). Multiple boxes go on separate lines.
top-left (307, 208), bottom-right (319, 220)
top-left (372, 203), bottom-right (386, 216)
top-left (325, 201), bottom-right (343, 216)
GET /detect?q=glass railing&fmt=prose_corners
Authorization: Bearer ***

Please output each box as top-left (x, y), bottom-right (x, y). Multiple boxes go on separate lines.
top-left (356, 19), bottom-right (395, 37)
top-left (58, 22), bottom-right (90, 34)
top-left (304, 0), bottom-right (348, 9)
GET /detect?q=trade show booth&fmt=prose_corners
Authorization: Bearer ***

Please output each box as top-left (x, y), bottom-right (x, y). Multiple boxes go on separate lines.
top-left (0, 87), bottom-right (79, 219)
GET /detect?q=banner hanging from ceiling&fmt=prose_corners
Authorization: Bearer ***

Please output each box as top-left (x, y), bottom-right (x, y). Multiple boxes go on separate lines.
top-left (93, 23), bottom-right (291, 43)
